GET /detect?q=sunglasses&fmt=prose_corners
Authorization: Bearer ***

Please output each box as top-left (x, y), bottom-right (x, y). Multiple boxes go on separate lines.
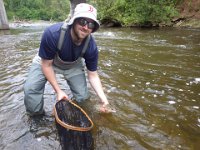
top-left (77, 18), bottom-right (95, 30)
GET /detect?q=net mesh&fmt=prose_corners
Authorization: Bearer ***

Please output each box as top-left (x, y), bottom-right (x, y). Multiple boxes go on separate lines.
top-left (54, 99), bottom-right (94, 150)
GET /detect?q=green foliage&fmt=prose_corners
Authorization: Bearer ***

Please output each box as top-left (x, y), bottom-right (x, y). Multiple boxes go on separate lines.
top-left (92, 0), bottom-right (179, 26)
top-left (4, 0), bottom-right (70, 21)
top-left (94, 0), bottom-right (123, 21)
top-left (4, 0), bottom-right (180, 26)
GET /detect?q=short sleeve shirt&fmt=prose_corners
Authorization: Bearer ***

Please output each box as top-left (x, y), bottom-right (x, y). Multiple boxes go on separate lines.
top-left (39, 22), bottom-right (98, 71)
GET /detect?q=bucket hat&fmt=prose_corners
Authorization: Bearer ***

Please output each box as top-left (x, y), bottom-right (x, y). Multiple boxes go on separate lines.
top-left (68, 3), bottom-right (100, 32)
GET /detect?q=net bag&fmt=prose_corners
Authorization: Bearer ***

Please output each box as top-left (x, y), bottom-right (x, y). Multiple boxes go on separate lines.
top-left (54, 99), bottom-right (94, 150)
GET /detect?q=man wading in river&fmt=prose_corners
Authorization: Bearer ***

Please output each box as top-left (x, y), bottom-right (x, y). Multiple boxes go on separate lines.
top-left (24, 3), bottom-right (111, 116)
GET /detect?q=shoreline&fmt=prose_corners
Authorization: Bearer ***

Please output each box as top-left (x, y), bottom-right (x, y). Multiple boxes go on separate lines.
top-left (172, 18), bottom-right (200, 29)
top-left (7, 18), bottom-right (200, 30)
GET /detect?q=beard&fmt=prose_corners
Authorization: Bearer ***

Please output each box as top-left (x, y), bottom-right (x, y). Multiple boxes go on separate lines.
top-left (72, 25), bottom-right (90, 42)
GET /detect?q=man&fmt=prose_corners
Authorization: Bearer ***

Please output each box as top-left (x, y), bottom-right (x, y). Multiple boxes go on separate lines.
top-left (24, 3), bottom-right (110, 116)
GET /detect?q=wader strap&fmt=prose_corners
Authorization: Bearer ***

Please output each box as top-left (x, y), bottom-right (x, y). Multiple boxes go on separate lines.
top-left (57, 22), bottom-right (69, 50)
top-left (81, 35), bottom-right (90, 57)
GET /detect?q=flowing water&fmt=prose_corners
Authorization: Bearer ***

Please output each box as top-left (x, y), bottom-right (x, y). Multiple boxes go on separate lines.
top-left (0, 22), bottom-right (199, 150)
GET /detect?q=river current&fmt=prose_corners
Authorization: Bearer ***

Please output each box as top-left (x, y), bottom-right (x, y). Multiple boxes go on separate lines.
top-left (0, 22), bottom-right (199, 150)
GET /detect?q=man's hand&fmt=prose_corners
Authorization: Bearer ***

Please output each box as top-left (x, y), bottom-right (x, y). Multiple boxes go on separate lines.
top-left (99, 103), bottom-right (116, 113)
top-left (56, 90), bottom-right (69, 101)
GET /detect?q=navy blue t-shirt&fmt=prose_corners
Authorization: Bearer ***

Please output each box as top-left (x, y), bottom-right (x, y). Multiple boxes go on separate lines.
top-left (39, 22), bottom-right (98, 71)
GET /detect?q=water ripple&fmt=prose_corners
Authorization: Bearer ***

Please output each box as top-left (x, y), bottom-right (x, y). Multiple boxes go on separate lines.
top-left (0, 26), bottom-right (200, 149)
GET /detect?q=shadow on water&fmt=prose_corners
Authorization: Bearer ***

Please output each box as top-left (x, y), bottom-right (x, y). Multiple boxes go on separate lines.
top-left (0, 24), bottom-right (200, 150)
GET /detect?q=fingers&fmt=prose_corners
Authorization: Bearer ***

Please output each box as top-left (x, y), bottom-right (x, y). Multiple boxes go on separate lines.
top-left (62, 96), bottom-right (69, 100)
top-left (99, 104), bottom-right (116, 113)
top-left (56, 91), bottom-right (69, 101)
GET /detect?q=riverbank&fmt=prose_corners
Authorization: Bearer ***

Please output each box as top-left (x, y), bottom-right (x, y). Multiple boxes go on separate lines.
top-left (8, 18), bottom-right (200, 30)
top-left (6, 0), bottom-right (200, 30)
top-left (173, 18), bottom-right (200, 28)
top-left (101, 0), bottom-right (200, 29)
top-left (172, 0), bottom-right (200, 28)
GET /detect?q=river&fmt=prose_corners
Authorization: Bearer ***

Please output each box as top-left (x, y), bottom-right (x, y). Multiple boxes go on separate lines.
top-left (0, 22), bottom-right (199, 150)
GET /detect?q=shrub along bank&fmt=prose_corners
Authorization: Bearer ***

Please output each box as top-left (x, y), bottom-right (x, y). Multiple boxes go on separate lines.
top-left (4, 0), bottom-right (200, 28)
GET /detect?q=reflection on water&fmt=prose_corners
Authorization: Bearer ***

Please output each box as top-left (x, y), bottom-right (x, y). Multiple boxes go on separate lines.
top-left (0, 24), bottom-right (200, 150)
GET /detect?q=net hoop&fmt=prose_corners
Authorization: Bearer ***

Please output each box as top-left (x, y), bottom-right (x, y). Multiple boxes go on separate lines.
top-left (54, 99), bottom-right (94, 131)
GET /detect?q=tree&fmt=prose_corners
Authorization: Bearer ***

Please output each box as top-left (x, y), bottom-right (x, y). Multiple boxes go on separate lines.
top-left (0, 0), bottom-right (9, 29)
top-left (3, 0), bottom-right (86, 22)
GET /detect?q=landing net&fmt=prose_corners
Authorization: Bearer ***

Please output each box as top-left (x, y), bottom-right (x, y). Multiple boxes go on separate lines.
top-left (54, 99), bottom-right (94, 150)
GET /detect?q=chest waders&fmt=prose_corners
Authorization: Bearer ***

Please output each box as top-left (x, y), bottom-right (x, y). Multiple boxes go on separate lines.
top-left (53, 22), bottom-right (91, 70)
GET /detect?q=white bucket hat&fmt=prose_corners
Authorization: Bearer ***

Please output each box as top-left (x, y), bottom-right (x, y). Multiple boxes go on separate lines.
top-left (68, 3), bottom-right (100, 32)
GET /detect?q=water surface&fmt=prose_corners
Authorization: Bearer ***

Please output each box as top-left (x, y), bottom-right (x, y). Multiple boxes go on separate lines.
top-left (0, 23), bottom-right (199, 150)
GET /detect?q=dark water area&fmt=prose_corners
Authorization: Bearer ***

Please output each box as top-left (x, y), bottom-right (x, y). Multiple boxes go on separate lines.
top-left (0, 23), bottom-right (200, 150)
